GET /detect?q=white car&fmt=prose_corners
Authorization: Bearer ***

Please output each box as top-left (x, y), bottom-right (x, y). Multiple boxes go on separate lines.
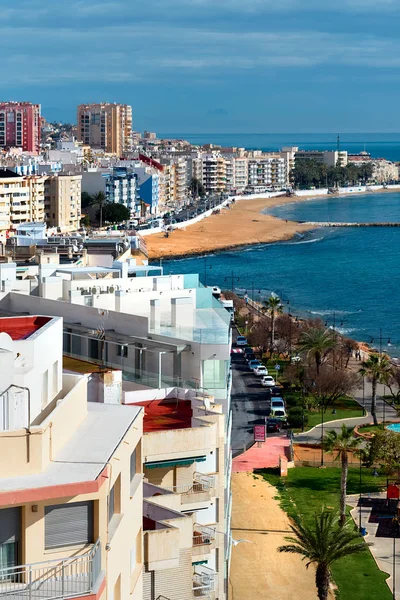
top-left (253, 365), bottom-right (268, 377)
top-left (271, 398), bottom-right (285, 410)
top-left (261, 375), bottom-right (276, 387)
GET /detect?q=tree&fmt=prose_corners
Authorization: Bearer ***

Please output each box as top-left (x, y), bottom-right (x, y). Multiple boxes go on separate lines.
top-left (367, 430), bottom-right (400, 475)
top-left (278, 510), bottom-right (366, 600)
top-left (359, 353), bottom-right (392, 426)
top-left (90, 191), bottom-right (107, 228)
top-left (101, 203), bottom-right (131, 224)
top-left (324, 425), bottom-right (361, 525)
top-left (262, 294), bottom-right (283, 352)
top-left (297, 327), bottom-right (337, 374)
top-left (305, 366), bottom-right (360, 410)
top-left (381, 366), bottom-right (400, 403)
top-left (81, 191), bottom-right (93, 209)
top-left (189, 177), bottom-right (205, 198)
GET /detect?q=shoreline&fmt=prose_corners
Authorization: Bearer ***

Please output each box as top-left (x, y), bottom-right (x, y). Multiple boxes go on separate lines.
top-left (146, 187), bottom-right (400, 261)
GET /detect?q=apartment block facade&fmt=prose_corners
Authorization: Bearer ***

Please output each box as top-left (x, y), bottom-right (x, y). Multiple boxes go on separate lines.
top-left (0, 314), bottom-right (144, 600)
top-left (44, 174), bottom-right (82, 231)
top-left (0, 169), bottom-right (45, 234)
top-left (77, 103), bottom-right (133, 156)
top-left (104, 168), bottom-right (139, 216)
top-left (0, 261), bottom-right (233, 599)
top-left (0, 102), bottom-right (41, 153)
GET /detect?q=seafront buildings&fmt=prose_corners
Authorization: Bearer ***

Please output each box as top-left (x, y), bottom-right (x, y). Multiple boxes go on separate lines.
top-left (0, 259), bottom-right (233, 599)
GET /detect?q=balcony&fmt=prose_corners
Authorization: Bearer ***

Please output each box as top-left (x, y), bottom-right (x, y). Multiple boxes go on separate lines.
top-left (0, 540), bottom-right (102, 600)
top-left (163, 473), bottom-right (216, 506)
top-left (193, 565), bottom-right (215, 598)
top-left (192, 525), bottom-right (216, 557)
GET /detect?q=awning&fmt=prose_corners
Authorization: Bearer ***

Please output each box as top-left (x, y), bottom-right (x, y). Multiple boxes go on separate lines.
top-left (192, 560), bottom-right (208, 566)
top-left (145, 456), bottom-right (207, 469)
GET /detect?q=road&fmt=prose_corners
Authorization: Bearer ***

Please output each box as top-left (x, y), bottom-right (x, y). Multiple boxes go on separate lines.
top-left (230, 330), bottom-right (283, 457)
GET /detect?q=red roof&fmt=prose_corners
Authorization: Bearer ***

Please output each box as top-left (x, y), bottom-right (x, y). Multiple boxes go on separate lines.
top-left (0, 316), bottom-right (52, 340)
top-left (130, 399), bottom-right (192, 433)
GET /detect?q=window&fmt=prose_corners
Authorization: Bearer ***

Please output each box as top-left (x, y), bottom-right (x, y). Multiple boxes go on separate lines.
top-left (108, 475), bottom-right (121, 525)
top-left (44, 501), bottom-right (94, 549)
top-left (117, 344), bottom-right (128, 358)
top-left (130, 447), bottom-right (137, 483)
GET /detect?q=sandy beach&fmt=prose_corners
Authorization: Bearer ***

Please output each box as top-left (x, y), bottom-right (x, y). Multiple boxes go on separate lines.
top-left (146, 195), bottom-right (311, 259)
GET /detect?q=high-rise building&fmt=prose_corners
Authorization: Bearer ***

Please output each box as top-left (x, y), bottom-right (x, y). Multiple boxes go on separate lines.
top-left (44, 174), bottom-right (82, 231)
top-left (0, 169), bottom-right (45, 234)
top-left (77, 103), bottom-right (133, 156)
top-left (0, 102), bottom-right (41, 153)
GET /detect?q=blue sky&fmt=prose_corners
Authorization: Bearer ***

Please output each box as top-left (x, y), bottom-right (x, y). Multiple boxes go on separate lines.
top-left (3, 0), bottom-right (400, 132)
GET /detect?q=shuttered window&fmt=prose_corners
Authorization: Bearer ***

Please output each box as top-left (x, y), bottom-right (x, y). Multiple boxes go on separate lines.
top-left (45, 501), bottom-right (94, 549)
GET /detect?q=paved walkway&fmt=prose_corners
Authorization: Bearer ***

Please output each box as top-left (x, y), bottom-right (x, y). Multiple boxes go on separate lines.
top-left (348, 493), bottom-right (395, 598)
top-left (229, 472), bottom-right (319, 600)
top-left (232, 436), bottom-right (289, 472)
top-left (295, 378), bottom-right (400, 444)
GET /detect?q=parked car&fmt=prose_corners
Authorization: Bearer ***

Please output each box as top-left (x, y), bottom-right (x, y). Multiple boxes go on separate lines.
top-left (270, 386), bottom-right (284, 397)
top-left (236, 336), bottom-right (248, 346)
top-left (253, 365), bottom-right (268, 377)
top-left (244, 346), bottom-right (254, 357)
top-left (245, 353), bottom-right (256, 363)
top-left (271, 398), bottom-right (285, 410)
top-left (261, 375), bottom-right (276, 387)
top-left (270, 407), bottom-right (288, 425)
top-left (266, 418), bottom-right (282, 433)
top-left (248, 359), bottom-right (262, 371)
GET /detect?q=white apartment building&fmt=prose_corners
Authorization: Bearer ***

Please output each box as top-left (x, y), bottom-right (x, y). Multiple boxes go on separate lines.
top-left (193, 152), bottom-right (227, 195)
top-left (0, 312), bottom-right (144, 600)
top-left (0, 169), bottom-right (46, 236)
top-left (0, 260), bottom-right (233, 599)
top-left (247, 157), bottom-right (287, 190)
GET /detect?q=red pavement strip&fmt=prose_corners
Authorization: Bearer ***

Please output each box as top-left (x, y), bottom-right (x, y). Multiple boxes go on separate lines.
top-left (232, 436), bottom-right (290, 472)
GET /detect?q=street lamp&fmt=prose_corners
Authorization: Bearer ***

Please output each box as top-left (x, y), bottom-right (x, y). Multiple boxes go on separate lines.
top-left (393, 509), bottom-right (400, 600)
top-left (320, 402), bottom-right (326, 467)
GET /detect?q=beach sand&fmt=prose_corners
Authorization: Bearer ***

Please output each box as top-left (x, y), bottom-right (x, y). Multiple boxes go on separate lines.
top-left (146, 195), bottom-right (311, 259)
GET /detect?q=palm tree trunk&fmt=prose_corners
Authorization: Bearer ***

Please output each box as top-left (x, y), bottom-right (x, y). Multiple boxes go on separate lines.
top-left (371, 377), bottom-right (378, 426)
top-left (340, 452), bottom-right (348, 526)
top-left (316, 564), bottom-right (330, 600)
top-left (316, 351), bottom-right (321, 375)
top-left (271, 312), bottom-right (275, 352)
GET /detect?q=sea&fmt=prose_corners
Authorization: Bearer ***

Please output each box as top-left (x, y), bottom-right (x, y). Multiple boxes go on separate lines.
top-left (161, 132), bottom-right (400, 162)
top-left (160, 191), bottom-right (400, 358)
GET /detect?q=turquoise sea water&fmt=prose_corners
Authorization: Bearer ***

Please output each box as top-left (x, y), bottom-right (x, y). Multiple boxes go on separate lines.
top-left (161, 191), bottom-right (400, 357)
top-left (162, 133), bottom-right (400, 162)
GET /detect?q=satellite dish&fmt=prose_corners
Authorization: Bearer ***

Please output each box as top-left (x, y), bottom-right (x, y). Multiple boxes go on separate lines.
top-left (109, 286), bottom-right (115, 293)
top-left (91, 287), bottom-right (97, 294)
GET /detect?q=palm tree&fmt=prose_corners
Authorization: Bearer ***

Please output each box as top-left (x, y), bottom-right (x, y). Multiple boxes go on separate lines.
top-left (262, 294), bottom-right (283, 352)
top-left (359, 353), bottom-right (392, 426)
top-left (324, 425), bottom-right (361, 525)
top-left (297, 327), bottom-right (337, 374)
top-left (90, 191), bottom-right (107, 229)
top-left (278, 510), bottom-right (366, 600)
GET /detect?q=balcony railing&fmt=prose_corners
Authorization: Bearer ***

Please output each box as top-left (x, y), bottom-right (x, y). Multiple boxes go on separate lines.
top-left (193, 525), bottom-right (216, 548)
top-left (193, 565), bottom-right (215, 598)
top-left (163, 473), bottom-right (215, 498)
top-left (0, 539), bottom-right (101, 600)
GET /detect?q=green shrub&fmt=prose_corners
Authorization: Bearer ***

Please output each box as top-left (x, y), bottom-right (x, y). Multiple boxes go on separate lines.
top-left (287, 407), bottom-right (308, 428)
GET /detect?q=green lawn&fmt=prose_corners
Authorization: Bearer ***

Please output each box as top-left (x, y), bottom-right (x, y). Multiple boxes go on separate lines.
top-left (306, 397), bottom-right (364, 430)
top-left (259, 467), bottom-right (391, 600)
top-left (358, 424), bottom-right (386, 434)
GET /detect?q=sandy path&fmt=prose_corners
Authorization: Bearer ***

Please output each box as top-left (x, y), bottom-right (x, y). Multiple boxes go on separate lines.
top-left (146, 196), bottom-right (311, 259)
top-left (229, 472), bottom-right (318, 600)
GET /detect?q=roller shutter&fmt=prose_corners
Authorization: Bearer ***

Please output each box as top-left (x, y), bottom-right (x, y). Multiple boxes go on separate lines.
top-left (45, 501), bottom-right (94, 549)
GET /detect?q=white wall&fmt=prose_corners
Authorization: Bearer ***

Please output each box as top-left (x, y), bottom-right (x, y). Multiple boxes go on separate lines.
top-left (294, 189), bottom-right (328, 197)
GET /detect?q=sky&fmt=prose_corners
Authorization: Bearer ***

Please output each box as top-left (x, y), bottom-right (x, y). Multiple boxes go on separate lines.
top-left (3, 0), bottom-right (400, 133)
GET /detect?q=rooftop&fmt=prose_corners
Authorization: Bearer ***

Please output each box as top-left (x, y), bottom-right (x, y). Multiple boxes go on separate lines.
top-left (0, 402), bottom-right (142, 494)
top-left (133, 399), bottom-right (192, 433)
top-left (0, 316), bottom-right (52, 340)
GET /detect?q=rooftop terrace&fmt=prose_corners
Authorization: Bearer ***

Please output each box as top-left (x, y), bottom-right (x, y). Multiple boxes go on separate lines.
top-left (134, 399), bottom-right (192, 433)
top-left (0, 316), bottom-right (52, 340)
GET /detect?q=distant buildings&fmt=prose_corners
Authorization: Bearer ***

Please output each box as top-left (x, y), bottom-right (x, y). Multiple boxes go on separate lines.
top-left (0, 102), bottom-right (41, 153)
top-left (77, 103), bottom-right (133, 156)
top-left (44, 174), bottom-right (82, 231)
top-left (0, 169), bottom-right (45, 233)
top-left (105, 167), bottom-right (139, 216)
top-left (294, 148), bottom-right (348, 167)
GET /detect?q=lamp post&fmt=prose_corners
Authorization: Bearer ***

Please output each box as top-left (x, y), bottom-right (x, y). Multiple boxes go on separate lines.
top-left (393, 510), bottom-right (400, 600)
top-left (320, 403), bottom-right (325, 467)
top-left (359, 451), bottom-right (362, 531)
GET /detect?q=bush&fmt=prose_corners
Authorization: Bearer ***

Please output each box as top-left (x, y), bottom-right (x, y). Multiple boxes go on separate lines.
top-left (287, 407), bottom-right (308, 428)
